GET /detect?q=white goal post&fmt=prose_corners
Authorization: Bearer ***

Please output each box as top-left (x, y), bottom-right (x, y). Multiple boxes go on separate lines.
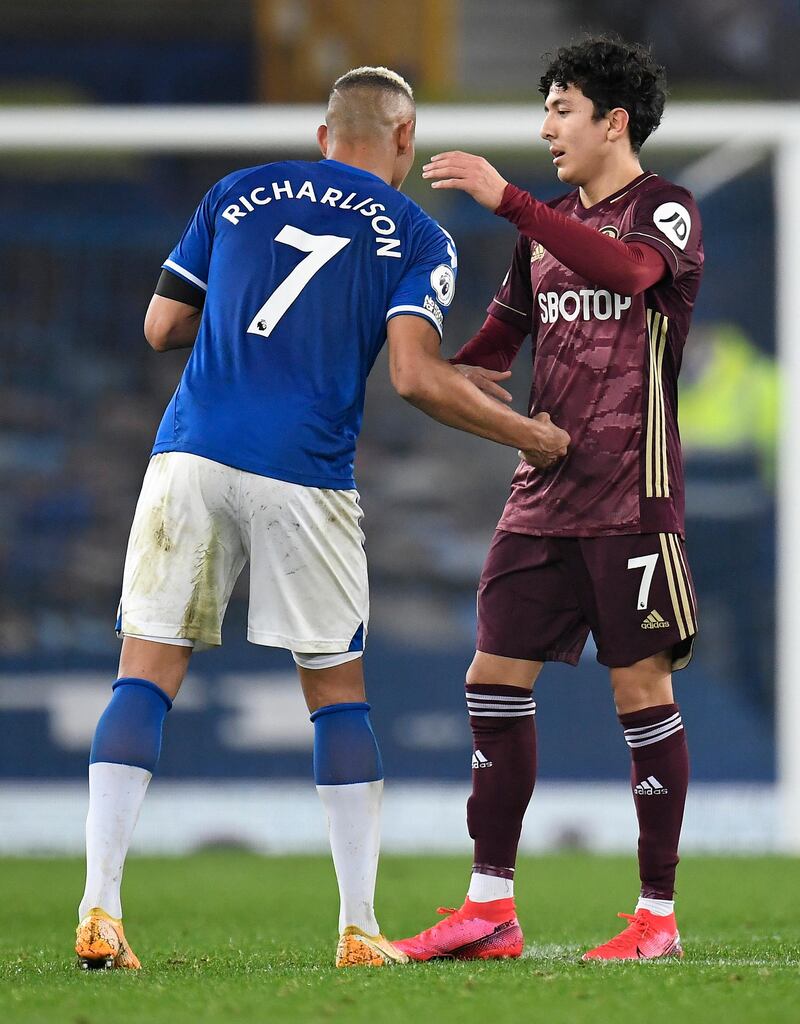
top-left (1, 103), bottom-right (797, 851)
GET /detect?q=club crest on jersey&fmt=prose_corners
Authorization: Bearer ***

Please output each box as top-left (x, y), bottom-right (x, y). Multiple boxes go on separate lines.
top-left (430, 264), bottom-right (455, 306)
top-left (599, 226), bottom-right (619, 238)
top-left (653, 202), bottom-right (691, 250)
top-left (530, 242), bottom-right (546, 262)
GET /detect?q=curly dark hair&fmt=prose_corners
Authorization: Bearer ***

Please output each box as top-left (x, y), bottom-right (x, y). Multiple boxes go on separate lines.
top-left (539, 36), bottom-right (666, 152)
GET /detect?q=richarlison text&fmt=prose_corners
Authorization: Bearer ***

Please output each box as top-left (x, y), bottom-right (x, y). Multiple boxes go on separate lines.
top-left (221, 179), bottom-right (403, 259)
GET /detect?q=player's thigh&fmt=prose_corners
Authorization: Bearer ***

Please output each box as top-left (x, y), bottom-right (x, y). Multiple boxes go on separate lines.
top-left (476, 529), bottom-right (590, 667)
top-left (245, 480), bottom-right (368, 653)
top-left (579, 532), bottom-right (698, 673)
top-left (119, 453), bottom-right (247, 648)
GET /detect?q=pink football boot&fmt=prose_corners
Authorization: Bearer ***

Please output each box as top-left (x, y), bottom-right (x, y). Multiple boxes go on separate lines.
top-left (394, 897), bottom-right (524, 961)
top-left (582, 908), bottom-right (683, 961)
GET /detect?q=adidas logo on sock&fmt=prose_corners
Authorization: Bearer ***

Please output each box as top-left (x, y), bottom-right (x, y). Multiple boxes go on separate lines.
top-left (634, 775), bottom-right (669, 796)
top-left (472, 749), bottom-right (493, 769)
top-left (641, 609), bottom-right (670, 630)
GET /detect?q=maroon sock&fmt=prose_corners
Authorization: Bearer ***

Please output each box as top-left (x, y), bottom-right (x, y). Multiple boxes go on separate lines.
top-left (465, 684), bottom-right (537, 877)
top-left (619, 702), bottom-right (689, 900)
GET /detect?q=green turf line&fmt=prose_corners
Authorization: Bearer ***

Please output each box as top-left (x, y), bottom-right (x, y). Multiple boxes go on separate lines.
top-left (2, 854), bottom-right (798, 1024)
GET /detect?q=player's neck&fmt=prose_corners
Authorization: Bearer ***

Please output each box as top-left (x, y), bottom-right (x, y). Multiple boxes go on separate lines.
top-left (578, 156), bottom-right (644, 209)
top-left (324, 142), bottom-right (393, 186)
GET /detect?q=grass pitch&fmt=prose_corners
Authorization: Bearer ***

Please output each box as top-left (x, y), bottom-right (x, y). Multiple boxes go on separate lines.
top-left (2, 853), bottom-right (798, 1023)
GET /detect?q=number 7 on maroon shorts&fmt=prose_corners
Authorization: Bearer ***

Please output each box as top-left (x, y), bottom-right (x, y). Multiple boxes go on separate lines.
top-left (476, 530), bottom-right (698, 670)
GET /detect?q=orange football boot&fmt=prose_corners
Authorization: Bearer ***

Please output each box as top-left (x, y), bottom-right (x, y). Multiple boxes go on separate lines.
top-left (335, 926), bottom-right (408, 967)
top-left (75, 908), bottom-right (141, 970)
top-left (582, 908), bottom-right (683, 961)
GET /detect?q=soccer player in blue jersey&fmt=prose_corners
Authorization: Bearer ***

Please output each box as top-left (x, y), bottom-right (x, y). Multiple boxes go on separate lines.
top-left (74, 67), bottom-right (570, 970)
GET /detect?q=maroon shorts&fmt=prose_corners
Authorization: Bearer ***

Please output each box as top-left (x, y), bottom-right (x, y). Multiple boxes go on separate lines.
top-left (476, 529), bottom-right (698, 671)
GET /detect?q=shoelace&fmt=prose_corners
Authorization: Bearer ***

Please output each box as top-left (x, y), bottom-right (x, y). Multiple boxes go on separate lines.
top-left (597, 912), bottom-right (653, 953)
top-left (415, 906), bottom-right (464, 941)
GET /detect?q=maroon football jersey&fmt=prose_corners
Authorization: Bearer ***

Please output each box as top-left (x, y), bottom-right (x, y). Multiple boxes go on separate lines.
top-left (489, 172), bottom-right (703, 537)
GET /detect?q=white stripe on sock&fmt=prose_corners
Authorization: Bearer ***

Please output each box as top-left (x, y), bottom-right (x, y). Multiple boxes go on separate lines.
top-left (624, 712), bottom-right (681, 736)
top-left (467, 710), bottom-right (537, 718)
top-left (466, 702), bottom-right (535, 712)
top-left (624, 718), bottom-right (683, 743)
top-left (466, 694), bottom-right (534, 702)
top-left (626, 723), bottom-right (684, 748)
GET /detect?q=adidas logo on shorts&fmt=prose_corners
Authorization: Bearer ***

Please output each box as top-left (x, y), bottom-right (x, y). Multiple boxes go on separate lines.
top-left (634, 775), bottom-right (669, 796)
top-left (641, 609), bottom-right (670, 630)
top-left (472, 749), bottom-right (493, 769)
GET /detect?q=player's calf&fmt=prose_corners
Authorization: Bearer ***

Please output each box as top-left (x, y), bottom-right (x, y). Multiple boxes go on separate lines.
top-left (465, 682), bottom-right (537, 893)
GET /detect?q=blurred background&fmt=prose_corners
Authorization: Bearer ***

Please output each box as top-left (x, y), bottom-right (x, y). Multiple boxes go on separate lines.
top-left (1, 0), bottom-right (795, 855)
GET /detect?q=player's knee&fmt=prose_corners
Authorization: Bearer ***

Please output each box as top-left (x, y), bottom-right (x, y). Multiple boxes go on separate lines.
top-left (465, 651), bottom-right (541, 688)
top-left (295, 651), bottom-right (365, 712)
top-left (118, 636), bottom-right (192, 700)
top-left (610, 654), bottom-right (674, 714)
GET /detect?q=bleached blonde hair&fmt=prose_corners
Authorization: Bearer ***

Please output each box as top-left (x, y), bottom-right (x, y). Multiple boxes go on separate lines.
top-left (331, 66), bottom-right (414, 102)
top-left (326, 66), bottom-right (415, 140)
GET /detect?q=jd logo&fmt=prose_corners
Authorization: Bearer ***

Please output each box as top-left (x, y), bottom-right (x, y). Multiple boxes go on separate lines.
top-left (653, 202), bottom-right (691, 251)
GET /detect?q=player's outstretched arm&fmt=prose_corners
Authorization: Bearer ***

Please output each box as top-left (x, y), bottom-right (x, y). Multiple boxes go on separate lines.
top-left (144, 294), bottom-right (202, 352)
top-left (423, 153), bottom-right (668, 294)
top-left (388, 315), bottom-right (569, 469)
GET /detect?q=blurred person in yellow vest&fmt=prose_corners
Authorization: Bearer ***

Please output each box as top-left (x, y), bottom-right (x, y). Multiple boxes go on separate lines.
top-left (679, 322), bottom-right (778, 484)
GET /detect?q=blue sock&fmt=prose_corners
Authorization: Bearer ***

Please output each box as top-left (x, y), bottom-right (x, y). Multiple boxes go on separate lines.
top-left (90, 677), bottom-right (173, 772)
top-left (310, 702), bottom-right (383, 785)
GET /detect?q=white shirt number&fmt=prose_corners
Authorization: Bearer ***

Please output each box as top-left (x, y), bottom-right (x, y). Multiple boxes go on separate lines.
top-left (247, 225), bottom-right (351, 338)
top-left (627, 553), bottom-right (660, 610)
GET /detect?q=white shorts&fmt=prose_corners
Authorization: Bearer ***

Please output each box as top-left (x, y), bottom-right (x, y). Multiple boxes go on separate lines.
top-left (118, 452), bottom-right (369, 653)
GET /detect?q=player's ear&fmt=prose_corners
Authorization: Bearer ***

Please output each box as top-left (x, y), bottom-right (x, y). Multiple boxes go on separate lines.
top-left (396, 119), bottom-right (414, 155)
top-left (607, 107), bottom-right (630, 144)
top-left (317, 124), bottom-right (329, 158)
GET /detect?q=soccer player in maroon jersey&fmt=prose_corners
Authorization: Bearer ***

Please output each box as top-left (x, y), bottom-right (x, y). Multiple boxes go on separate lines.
top-left (395, 37), bottom-right (703, 962)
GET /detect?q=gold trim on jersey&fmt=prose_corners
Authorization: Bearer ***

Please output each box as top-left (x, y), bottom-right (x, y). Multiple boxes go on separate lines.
top-left (492, 297), bottom-right (528, 317)
top-left (608, 173), bottom-right (658, 203)
top-left (658, 533), bottom-right (697, 640)
top-left (646, 309), bottom-right (670, 497)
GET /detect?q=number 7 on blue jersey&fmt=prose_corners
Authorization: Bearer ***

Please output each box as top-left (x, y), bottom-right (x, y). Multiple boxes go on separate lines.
top-left (247, 225), bottom-right (351, 338)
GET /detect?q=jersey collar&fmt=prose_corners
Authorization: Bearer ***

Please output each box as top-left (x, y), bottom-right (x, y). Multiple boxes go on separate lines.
top-left (571, 171), bottom-right (655, 219)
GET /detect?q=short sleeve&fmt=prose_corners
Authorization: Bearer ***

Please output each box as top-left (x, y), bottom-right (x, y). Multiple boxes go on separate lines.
top-left (161, 187), bottom-right (216, 294)
top-left (487, 234), bottom-right (533, 333)
top-left (386, 218), bottom-right (457, 338)
top-left (622, 184), bottom-right (703, 284)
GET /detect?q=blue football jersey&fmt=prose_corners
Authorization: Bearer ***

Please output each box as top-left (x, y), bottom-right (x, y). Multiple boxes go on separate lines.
top-left (152, 158), bottom-right (457, 489)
